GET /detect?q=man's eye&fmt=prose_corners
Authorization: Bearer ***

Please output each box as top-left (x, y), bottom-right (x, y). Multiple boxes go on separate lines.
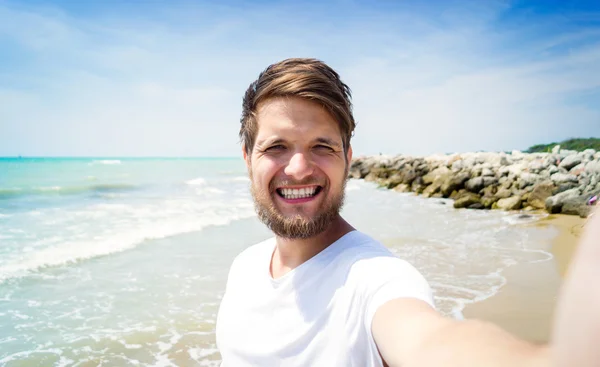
top-left (315, 145), bottom-right (333, 151)
top-left (265, 145), bottom-right (285, 152)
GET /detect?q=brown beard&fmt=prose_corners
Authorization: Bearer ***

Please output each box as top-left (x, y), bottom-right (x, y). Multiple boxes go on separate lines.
top-left (249, 173), bottom-right (347, 239)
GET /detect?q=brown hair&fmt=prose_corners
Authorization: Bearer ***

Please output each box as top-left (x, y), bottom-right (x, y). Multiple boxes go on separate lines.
top-left (240, 58), bottom-right (355, 155)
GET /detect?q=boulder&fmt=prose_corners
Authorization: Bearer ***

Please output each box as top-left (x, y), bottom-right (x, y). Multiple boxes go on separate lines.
top-left (559, 154), bottom-right (583, 170)
top-left (440, 172), bottom-right (471, 197)
top-left (545, 188), bottom-right (581, 214)
top-left (380, 173), bottom-right (404, 189)
top-left (560, 195), bottom-right (593, 218)
top-left (570, 163), bottom-right (586, 175)
top-left (465, 177), bottom-right (485, 193)
top-left (453, 193), bottom-right (481, 209)
top-left (496, 195), bottom-right (522, 211)
top-left (422, 166), bottom-right (450, 185)
top-left (483, 176), bottom-right (499, 187)
top-left (481, 195), bottom-right (499, 208)
top-left (553, 182), bottom-right (579, 195)
top-left (481, 168), bottom-right (494, 177)
top-left (495, 187), bottom-right (513, 199)
top-left (519, 173), bottom-right (540, 188)
top-left (585, 161), bottom-right (600, 174)
top-left (393, 183), bottom-right (411, 193)
top-left (528, 182), bottom-right (555, 209)
top-left (550, 173), bottom-right (578, 184)
top-left (411, 177), bottom-right (427, 194)
top-left (422, 173), bottom-right (449, 198)
top-left (400, 169), bottom-right (419, 185)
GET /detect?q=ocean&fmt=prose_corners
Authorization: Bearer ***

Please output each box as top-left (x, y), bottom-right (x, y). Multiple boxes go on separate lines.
top-left (0, 157), bottom-right (559, 366)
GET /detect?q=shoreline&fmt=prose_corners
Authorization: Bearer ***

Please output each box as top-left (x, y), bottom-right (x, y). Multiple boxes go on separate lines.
top-left (462, 214), bottom-right (583, 342)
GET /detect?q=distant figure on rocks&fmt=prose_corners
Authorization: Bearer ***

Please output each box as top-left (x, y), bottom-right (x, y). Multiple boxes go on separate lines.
top-left (216, 58), bottom-right (600, 367)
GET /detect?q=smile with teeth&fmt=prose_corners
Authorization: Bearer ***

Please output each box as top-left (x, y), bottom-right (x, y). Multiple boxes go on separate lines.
top-left (277, 186), bottom-right (322, 200)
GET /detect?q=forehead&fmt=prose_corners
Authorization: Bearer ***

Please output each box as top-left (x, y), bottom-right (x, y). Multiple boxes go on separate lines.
top-left (254, 97), bottom-right (342, 143)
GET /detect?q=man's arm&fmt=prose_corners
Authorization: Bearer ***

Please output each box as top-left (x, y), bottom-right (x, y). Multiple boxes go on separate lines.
top-left (372, 298), bottom-right (549, 367)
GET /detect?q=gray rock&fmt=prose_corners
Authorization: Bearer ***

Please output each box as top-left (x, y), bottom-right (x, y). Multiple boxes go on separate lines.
top-left (496, 196), bottom-right (522, 210)
top-left (481, 167), bottom-right (494, 177)
top-left (411, 177), bottom-right (426, 194)
top-left (441, 172), bottom-right (470, 197)
top-left (548, 166), bottom-right (559, 175)
top-left (545, 188), bottom-right (581, 214)
top-left (422, 166), bottom-right (450, 185)
top-left (552, 145), bottom-right (561, 154)
top-left (583, 149), bottom-right (596, 156)
top-left (551, 173), bottom-right (578, 184)
top-left (528, 159), bottom-right (547, 173)
top-left (559, 154), bottom-right (583, 170)
top-left (585, 161), bottom-right (600, 174)
top-left (519, 173), bottom-right (540, 188)
top-left (570, 162), bottom-right (586, 173)
top-left (481, 195), bottom-right (499, 208)
top-left (528, 182), bottom-right (555, 209)
top-left (483, 176), bottom-right (499, 187)
top-left (393, 183), bottom-right (411, 193)
top-left (554, 182), bottom-right (579, 195)
top-left (561, 196), bottom-right (592, 218)
top-left (465, 177), bottom-right (484, 193)
top-left (495, 187), bottom-right (513, 199)
top-left (453, 193), bottom-right (481, 209)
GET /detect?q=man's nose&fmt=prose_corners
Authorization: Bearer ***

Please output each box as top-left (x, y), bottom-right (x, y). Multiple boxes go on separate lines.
top-left (284, 152), bottom-right (314, 181)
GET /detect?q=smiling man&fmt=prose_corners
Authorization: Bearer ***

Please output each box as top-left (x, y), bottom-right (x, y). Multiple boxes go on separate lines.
top-left (215, 58), bottom-right (599, 367)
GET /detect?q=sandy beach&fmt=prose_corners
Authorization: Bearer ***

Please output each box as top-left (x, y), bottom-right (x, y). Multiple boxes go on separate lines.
top-left (463, 214), bottom-right (586, 343)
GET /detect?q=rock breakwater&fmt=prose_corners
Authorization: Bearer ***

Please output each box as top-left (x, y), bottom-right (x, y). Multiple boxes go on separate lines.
top-left (349, 146), bottom-right (600, 218)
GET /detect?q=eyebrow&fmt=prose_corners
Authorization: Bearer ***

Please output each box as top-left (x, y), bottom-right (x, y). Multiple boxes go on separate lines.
top-left (314, 137), bottom-right (342, 149)
top-left (256, 137), bottom-right (343, 149)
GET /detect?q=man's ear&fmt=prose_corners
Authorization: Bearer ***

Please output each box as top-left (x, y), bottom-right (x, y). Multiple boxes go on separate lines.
top-left (346, 144), bottom-right (353, 164)
top-left (242, 144), bottom-right (250, 168)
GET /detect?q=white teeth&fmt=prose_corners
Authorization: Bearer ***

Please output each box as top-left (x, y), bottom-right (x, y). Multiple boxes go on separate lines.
top-left (280, 187), bottom-right (317, 199)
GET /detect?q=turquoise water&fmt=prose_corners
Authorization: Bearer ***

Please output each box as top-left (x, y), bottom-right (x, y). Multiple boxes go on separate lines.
top-left (0, 158), bottom-right (559, 366)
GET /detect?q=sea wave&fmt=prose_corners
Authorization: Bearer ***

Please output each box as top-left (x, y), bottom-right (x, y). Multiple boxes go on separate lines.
top-left (90, 160), bottom-right (122, 165)
top-left (185, 177), bottom-right (206, 186)
top-left (0, 184), bottom-right (138, 200)
top-left (0, 205), bottom-right (255, 283)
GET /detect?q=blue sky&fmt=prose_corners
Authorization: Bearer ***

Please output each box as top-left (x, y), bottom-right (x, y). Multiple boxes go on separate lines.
top-left (0, 0), bottom-right (599, 157)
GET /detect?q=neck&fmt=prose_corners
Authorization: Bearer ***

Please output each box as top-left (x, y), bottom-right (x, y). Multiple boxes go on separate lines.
top-left (270, 215), bottom-right (355, 279)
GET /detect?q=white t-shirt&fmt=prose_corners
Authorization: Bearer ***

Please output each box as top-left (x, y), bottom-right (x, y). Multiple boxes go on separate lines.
top-left (216, 230), bottom-right (434, 367)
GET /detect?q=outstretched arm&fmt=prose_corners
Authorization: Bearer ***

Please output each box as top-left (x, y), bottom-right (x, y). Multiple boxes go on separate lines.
top-left (372, 298), bottom-right (548, 367)
top-left (373, 206), bottom-right (599, 367)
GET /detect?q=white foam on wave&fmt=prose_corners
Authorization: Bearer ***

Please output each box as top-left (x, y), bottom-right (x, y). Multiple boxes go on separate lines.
top-left (185, 177), bottom-right (206, 186)
top-left (0, 200), bottom-right (256, 283)
top-left (232, 176), bottom-right (249, 182)
top-left (91, 160), bottom-right (121, 165)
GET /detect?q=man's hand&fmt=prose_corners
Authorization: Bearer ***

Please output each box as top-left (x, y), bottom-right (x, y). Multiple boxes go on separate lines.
top-left (551, 205), bottom-right (600, 367)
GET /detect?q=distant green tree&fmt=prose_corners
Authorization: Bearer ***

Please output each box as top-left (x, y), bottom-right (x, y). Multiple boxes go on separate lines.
top-left (525, 138), bottom-right (600, 153)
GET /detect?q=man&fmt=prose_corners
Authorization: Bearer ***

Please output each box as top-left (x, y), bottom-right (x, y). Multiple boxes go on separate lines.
top-left (216, 58), bottom-right (600, 366)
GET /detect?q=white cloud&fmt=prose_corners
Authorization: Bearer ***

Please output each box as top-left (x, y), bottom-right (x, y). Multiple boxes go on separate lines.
top-left (0, 1), bottom-right (598, 157)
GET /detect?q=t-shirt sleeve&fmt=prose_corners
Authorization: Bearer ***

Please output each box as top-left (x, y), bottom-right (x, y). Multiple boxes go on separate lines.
top-left (364, 256), bottom-right (435, 329)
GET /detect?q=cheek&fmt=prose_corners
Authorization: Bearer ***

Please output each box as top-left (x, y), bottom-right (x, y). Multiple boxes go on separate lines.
top-left (252, 158), bottom-right (281, 186)
top-left (315, 156), bottom-right (346, 183)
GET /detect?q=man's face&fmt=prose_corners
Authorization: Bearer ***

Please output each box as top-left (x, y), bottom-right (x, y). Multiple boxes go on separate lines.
top-left (244, 97), bottom-right (352, 239)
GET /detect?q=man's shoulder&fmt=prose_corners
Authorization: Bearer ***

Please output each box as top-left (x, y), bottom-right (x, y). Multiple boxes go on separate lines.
top-left (338, 230), bottom-right (400, 263)
top-left (343, 232), bottom-right (427, 283)
top-left (229, 237), bottom-right (275, 269)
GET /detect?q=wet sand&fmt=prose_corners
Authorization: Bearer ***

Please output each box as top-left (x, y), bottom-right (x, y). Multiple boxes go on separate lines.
top-left (462, 214), bottom-right (585, 343)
